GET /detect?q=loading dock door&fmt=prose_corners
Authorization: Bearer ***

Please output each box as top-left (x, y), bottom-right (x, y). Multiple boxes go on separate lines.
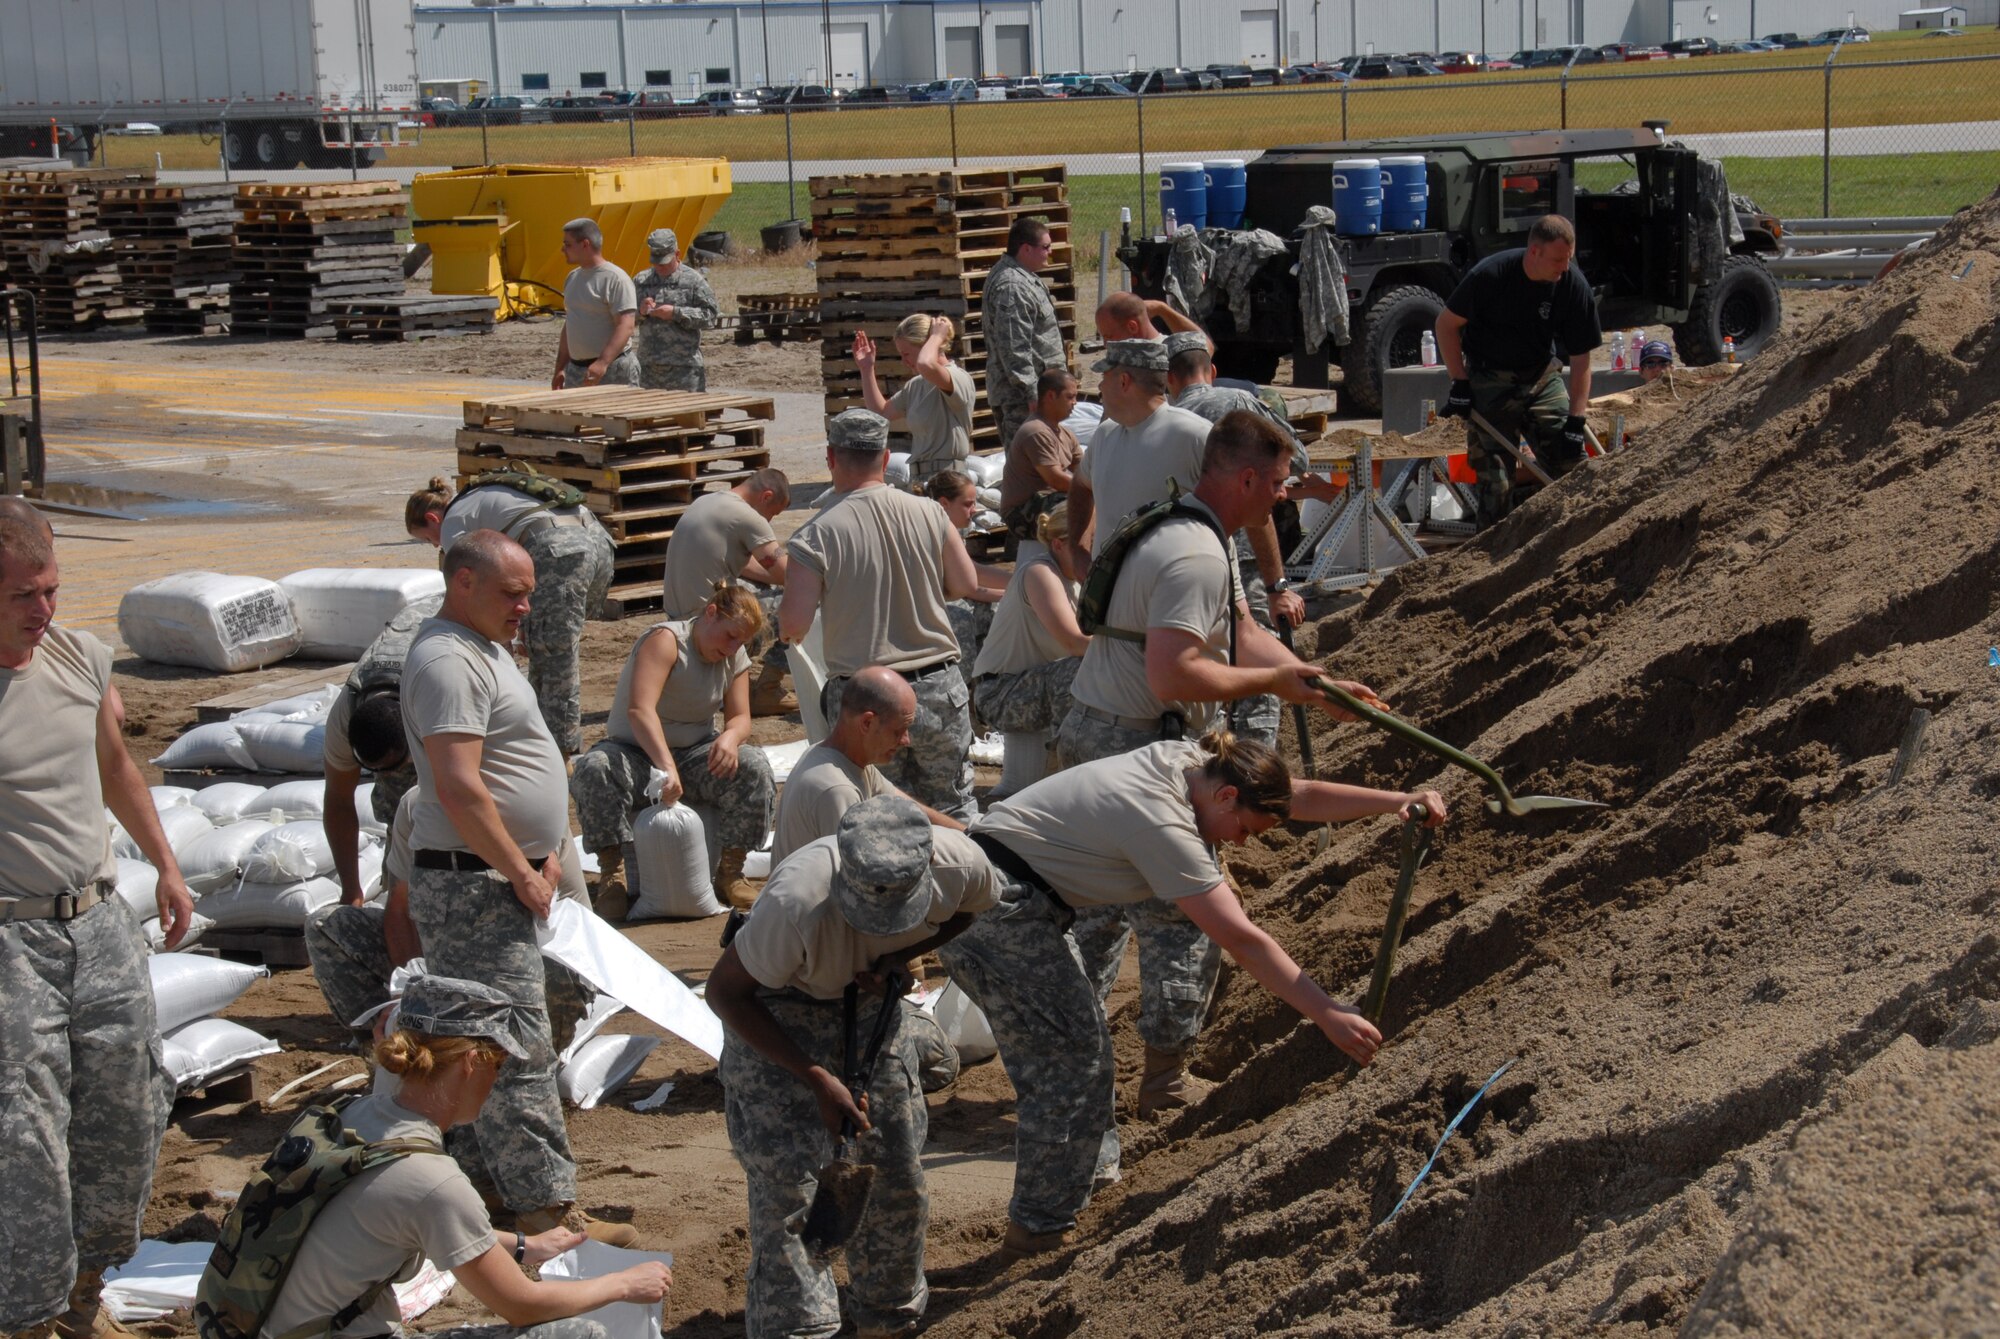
top-left (994, 24), bottom-right (1031, 76)
top-left (945, 25), bottom-right (980, 77)
top-left (1241, 9), bottom-right (1279, 63)
top-left (828, 23), bottom-right (869, 88)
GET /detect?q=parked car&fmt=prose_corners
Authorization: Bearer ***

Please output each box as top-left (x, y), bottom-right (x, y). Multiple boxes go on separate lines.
top-left (1510, 48), bottom-right (1564, 67)
top-left (1718, 39), bottom-right (1776, 53)
top-left (464, 95), bottom-right (550, 125)
top-left (1070, 76), bottom-right (1134, 97)
top-left (1661, 36), bottom-right (1722, 55)
top-left (1621, 45), bottom-right (1672, 59)
top-left (1433, 51), bottom-right (1485, 72)
top-left (1809, 26), bottom-right (1870, 43)
top-left (844, 85), bottom-right (912, 104)
top-left (1350, 57), bottom-right (1416, 79)
top-left (542, 95), bottom-right (613, 123)
top-left (417, 97), bottom-right (459, 127)
top-left (913, 78), bottom-right (976, 102)
top-left (699, 89), bottom-right (763, 114)
top-left (1205, 64), bottom-right (1256, 88)
top-left (1297, 62), bottom-right (1350, 82)
top-left (1399, 59), bottom-right (1446, 76)
top-left (775, 84), bottom-right (842, 108)
top-left (1123, 67), bottom-right (1205, 94)
top-left (1924, 26), bottom-right (1967, 35)
top-left (1762, 32), bottom-right (1810, 47)
top-left (1252, 66), bottom-right (1305, 84)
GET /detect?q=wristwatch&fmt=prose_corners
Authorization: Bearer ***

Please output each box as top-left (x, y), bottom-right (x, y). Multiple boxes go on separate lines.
top-left (514, 1229), bottom-right (527, 1265)
top-left (1269, 578), bottom-right (1293, 594)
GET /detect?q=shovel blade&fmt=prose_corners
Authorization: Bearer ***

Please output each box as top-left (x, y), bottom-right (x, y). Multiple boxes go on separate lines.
top-left (799, 1156), bottom-right (875, 1255)
top-left (1485, 795), bottom-right (1610, 815)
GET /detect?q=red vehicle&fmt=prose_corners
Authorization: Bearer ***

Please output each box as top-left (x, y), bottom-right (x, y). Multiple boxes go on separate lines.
top-left (1435, 51), bottom-right (1485, 72)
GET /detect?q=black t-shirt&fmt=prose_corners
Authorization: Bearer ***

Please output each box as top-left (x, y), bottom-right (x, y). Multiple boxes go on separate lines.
top-left (1444, 248), bottom-right (1602, 378)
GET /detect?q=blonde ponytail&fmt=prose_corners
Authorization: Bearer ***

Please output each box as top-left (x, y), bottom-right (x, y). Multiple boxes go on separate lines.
top-left (1197, 729), bottom-right (1292, 819)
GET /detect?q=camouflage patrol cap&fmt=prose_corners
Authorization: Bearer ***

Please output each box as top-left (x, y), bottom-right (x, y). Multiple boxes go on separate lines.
top-left (1091, 338), bottom-right (1171, 374)
top-left (1162, 330), bottom-right (1208, 360)
top-left (647, 227), bottom-right (679, 260)
top-left (831, 796), bottom-right (936, 937)
top-left (394, 974), bottom-right (530, 1060)
top-left (827, 407), bottom-right (890, 451)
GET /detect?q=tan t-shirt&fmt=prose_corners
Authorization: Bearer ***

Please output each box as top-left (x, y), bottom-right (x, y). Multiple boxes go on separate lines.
top-left (971, 552), bottom-right (1076, 679)
top-left (605, 619), bottom-right (749, 750)
top-left (971, 741), bottom-right (1223, 907)
top-left (1075, 402), bottom-right (1212, 539)
top-left (1000, 419), bottom-right (1081, 515)
top-left (401, 618), bottom-right (568, 859)
top-left (888, 365), bottom-right (977, 468)
top-left (786, 483), bottom-right (959, 676)
top-left (262, 1094), bottom-right (489, 1339)
top-left (771, 742), bottom-right (894, 866)
top-left (562, 262), bottom-right (638, 361)
top-left (1069, 498), bottom-right (1239, 732)
top-left (0, 624), bottom-right (115, 900)
top-left (437, 485), bottom-right (588, 552)
top-left (660, 491), bottom-right (775, 619)
top-left (731, 827), bottom-right (999, 1000)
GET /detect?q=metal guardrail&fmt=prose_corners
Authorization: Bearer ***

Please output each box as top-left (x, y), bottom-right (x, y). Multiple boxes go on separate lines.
top-left (1765, 213), bottom-right (1946, 282)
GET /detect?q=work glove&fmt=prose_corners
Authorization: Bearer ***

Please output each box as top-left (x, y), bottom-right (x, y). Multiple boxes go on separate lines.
top-left (1441, 379), bottom-right (1473, 419)
top-left (1561, 415), bottom-right (1589, 456)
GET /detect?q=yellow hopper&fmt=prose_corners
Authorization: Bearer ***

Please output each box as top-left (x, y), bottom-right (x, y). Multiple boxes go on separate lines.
top-left (411, 159), bottom-right (732, 319)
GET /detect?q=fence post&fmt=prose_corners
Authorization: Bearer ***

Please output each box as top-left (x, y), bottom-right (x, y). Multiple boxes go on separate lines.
top-left (784, 106), bottom-right (797, 220)
top-left (1136, 89), bottom-right (1148, 237)
top-left (220, 104), bottom-right (232, 181)
top-left (1821, 60), bottom-right (1833, 217)
top-left (1340, 80), bottom-right (1348, 140)
top-left (1560, 68), bottom-right (1568, 129)
top-left (348, 112), bottom-right (359, 182)
top-left (479, 110), bottom-right (490, 166)
top-left (949, 99), bottom-right (959, 166)
top-left (627, 108), bottom-right (637, 158)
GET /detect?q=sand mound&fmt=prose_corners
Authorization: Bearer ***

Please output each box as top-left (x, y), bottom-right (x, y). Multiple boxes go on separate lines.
top-left (934, 189), bottom-right (2000, 1335)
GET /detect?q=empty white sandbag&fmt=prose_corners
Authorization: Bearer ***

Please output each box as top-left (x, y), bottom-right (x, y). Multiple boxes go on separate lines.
top-left (151, 786), bottom-right (197, 812)
top-left (142, 912), bottom-right (215, 954)
top-left (199, 876), bottom-right (341, 930)
top-left (191, 783), bottom-right (270, 824)
top-left (279, 568), bottom-right (445, 660)
top-left (627, 804), bottom-right (725, 921)
top-left (242, 821), bottom-right (336, 883)
top-left (114, 858), bottom-right (161, 919)
top-left (148, 953), bottom-right (268, 1033)
top-left (160, 1017), bottom-right (280, 1089)
top-left (932, 981), bottom-right (997, 1064)
top-left (176, 819), bottom-right (277, 895)
top-left (118, 572), bottom-right (300, 673)
top-left (235, 720), bottom-right (326, 775)
top-left (151, 723), bottom-right (254, 772)
top-left (558, 1035), bottom-right (659, 1110)
top-left (114, 805), bottom-right (215, 862)
top-left (258, 779), bottom-right (325, 821)
top-left (233, 685), bottom-right (340, 725)
top-left (539, 1242), bottom-right (675, 1339)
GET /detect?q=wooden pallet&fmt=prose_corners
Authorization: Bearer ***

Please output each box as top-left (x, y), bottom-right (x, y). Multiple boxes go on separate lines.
top-left (463, 388), bottom-right (777, 441)
top-left (456, 425), bottom-right (767, 469)
top-left (200, 927), bottom-right (311, 968)
top-left (331, 294), bottom-right (499, 341)
top-left (194, 661), bottom-right (355, 723)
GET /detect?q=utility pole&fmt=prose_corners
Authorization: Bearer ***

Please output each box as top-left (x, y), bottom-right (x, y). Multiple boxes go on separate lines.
top-left (759, 0), bottom-right (772, 84)
top-left (1349, 0), bottom-right (1357, 56)
top-left (821, 0), bottom-right (834, 88)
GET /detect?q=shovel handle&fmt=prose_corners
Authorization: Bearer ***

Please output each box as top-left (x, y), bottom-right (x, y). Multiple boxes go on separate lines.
top-left (1313, 677), bottom-right (1518, 811)
top-left (1361, 804), bottom-right (1433, 1026)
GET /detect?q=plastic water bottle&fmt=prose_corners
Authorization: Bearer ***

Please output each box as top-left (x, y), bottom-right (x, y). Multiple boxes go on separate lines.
top-left (1610, 331), bottom-right (1627, 371)
top-left (1723, 335), bottom-right (1736, 364)
top-left (1420, 331), bottom-right (1438, 367)
top-left (1630, 328), bottom-right (1645, 354)
top-left (1163, 206), bottom-right (1177, 239)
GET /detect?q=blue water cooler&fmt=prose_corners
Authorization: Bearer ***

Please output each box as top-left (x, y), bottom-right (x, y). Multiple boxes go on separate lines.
top-left (1204, 158), bottom-right (1247, 229)
top-left (1379, 155), bottom-right (1429, 231)
top-left (1159, 162), bottom-right (1208, 232)
top-left (1332, 157), bottom-right (1382, 236)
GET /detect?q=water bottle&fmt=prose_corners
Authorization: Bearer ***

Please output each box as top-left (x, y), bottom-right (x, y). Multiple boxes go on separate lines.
top-left (1420, 331), bottom-right (1438, 367)
top-left (1630, 328), bottom-right (1645, 355)
top-left (1120, 206), bottom-right (1132, 251)
top-left (1610, 331), bottom-right (1626, 372)
top-left (1164, 206), bottom-right (1177, 239)
top-left (1723, 335), bottom-right (1736, 364)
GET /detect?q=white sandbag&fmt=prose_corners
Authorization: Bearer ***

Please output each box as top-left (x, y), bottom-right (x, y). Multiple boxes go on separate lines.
top-left (763, 737), bottom-right (812, 784)
top-left (257, 779), bottom-right (326, 821)
top-left (235, 719), bottom-right (326, 774)
top-left (242, 820), bottom-right (336, 882)
top-left (102, 1240), bottom-right (215, 1323)
top-left (151, 722), bottom-right (254, 772)
top-left (279, 568), bottom-right (445, 660)
top-left (627, 804), bottom-right (724, 921)
top-left (200, 876), bottom-right (340, 930)
top-left (354, 783), bottom-right (386, 837)
top-left (160, 1017), bottom-right (280, 1089)
top-left (118, 572), bottom-right (300, 673)
top-left (114, 858), bottom-right (161, 918)
top-left (114, 805), bottom-right (214, 863)
top-left (885, 451), bottom-right (912, 486)
top-left (560, 993), bottom-right (629, 1065)
top-left (963, 453), bottom-right (1003, 486)
top-left (932, 981), bottom-right (997, 1064)
top-left (539, 1241), bottom-right (675, 1339)
top-left (177, 818), bottom-right (278, 894)
top-left (536, 900), bottom-right (724, 1060)
top-left (558, 1034), bottom-right (659, 1110)
top-left (975, 488), bottom-right (1002, 515)
top-left (233, 684), bottom-right (340, 724)
top-left (357, 839), bottom-right (386, 901)
top-left (151, 785), bottom-right (197, 812)
top-left (1063, 400), bottom-right (1104, 447)
top-left (148, 953), bottom-right (268, 1033)
top-left (142, 912), bottom-right (215, 954)
top-left (191, 782), bottom-right (269, 823)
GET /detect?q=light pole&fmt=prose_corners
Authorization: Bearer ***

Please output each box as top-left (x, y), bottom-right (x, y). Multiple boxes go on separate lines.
top-left (759, 0), bottom-right (771, 85)
top-left (1349, 0), bottom-right (1357, 57)
top-left (821, 0), bottom-right (834, 89)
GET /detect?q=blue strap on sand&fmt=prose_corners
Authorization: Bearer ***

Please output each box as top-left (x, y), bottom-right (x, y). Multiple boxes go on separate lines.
top-left (1383, 1059), bottom-right (1514, 1225)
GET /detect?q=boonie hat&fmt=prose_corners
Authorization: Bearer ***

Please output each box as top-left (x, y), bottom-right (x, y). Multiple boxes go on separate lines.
top-left (1162, 330), bottom-right (1208, 359)
top-left (831, 797), bottom-right (936, 937)
top-left (1092, 338), bottom-right (1171, 374)
top-left (828, 407), bottom-right (890, 451)
top-left (647, 227), bottom-right (679, 260)
top-left (1639, 339), bottom-right (1673, 366)
top-left (394, 974), bottom-right (530, 1060)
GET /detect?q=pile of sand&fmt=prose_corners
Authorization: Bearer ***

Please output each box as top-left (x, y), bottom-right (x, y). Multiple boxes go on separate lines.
top-left (934, 190), bottom-right (2000, 1335)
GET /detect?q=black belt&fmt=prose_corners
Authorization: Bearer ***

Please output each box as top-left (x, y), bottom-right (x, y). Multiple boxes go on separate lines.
top-left (413, 848), bottom-right (540, 874)
top-left (896, 659), bottom-right (958, 682)
top-left (971, 831), bottom-right (1075, 933)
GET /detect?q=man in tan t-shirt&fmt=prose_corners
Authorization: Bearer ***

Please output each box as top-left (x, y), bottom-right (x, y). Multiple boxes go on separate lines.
top-left (552, 217), bottom-right (639, 389)
top-left (998, 368), bottom-right (1080, 543)
top-left (771, 666), bottom-right (965, 866)
top-left (0, 501), bottom-right (195, 1339)
top-left (660, 468), bottom-right (795, 715)
top-left (779, 409), bottom-right (1004, 821)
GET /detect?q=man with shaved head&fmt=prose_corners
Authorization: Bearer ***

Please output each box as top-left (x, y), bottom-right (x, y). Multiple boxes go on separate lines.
top-left (1092, 291), bottom-right (1210, 349)
top-left (399, 530), bottom-right (635, 1248)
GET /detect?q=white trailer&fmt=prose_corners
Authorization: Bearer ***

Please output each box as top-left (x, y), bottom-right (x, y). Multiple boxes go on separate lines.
top-left (0, 0), bottom-right (419, 169)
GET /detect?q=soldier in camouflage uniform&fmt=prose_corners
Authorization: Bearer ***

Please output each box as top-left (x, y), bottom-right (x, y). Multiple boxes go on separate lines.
top-left (707, 800), bottom-right (997, 1339)
top-left (981, 217), bottom-right (1067, 453)
top-left (0, 504), bottom-right (194, 1339)
top-left (632, 228), bottom-right (717, 393)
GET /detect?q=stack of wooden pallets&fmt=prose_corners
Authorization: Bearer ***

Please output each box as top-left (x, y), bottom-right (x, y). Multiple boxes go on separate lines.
top-left (456, 387), bottom-right (777, 618)
top-left (728, 291), bottom-right (819, 344)
top-left (331, 294), bottom-right (499, 342)
top-left (100, 182), bottom-right (239, 334)
top-left (231, 181), bottom-right (406, 338)
top-left (812, 164), bottom-right (1076, 457)
top-left (0, 166), bottom-right (155, 329)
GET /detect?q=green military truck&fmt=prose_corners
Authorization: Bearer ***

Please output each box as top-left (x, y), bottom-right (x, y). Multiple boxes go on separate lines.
top-left (1120, 127), bottom-right (1784, 413)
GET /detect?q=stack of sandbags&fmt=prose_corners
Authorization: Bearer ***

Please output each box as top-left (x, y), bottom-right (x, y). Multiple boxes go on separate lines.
top-left (147, 953), bottom-right (277, 1093)
top-left (118, 572), bottom-right (301, 673)
top-left (151, 687), bottom-right (340, 779)
top-left (277, 568), bottom-right (443, 660)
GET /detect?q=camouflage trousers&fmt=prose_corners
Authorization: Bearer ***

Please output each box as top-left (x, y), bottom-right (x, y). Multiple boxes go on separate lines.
top-left (521, 520), bottom-right (616, 755)
top-left (0, 900), bottom-right (171, 1330)
top-left (750, 584), bottom-right (789, 673)
top-left (824, 665), bottom-right (974, 822)
top-left (638, 358), bottom-right (705, 392)
top-left (971, 656), bottom-right (1081, 735)
top-left (1230, 561), bottom-right (1281, 750)
top-left (407, 866), bottom-right (577, 1211)
top-left (721, 992), bottom-right (928, 1339)
top-left (569, 737), bottom-right (776, 854)
top-left (935, 873), bottom-right (1113, 1236)
top-left (943, 600), bottom-right (995, 686)
top-left (370, 758), bottom-right (418, 827)
top-left (562, 347), bottom-right (641, 389)
top-left (991, 396), bottom-right (1034, 459)
top-left (1463, 366), bottom-right (1577, 529)
top-left (438, 1321), bottom-right (606, 1339)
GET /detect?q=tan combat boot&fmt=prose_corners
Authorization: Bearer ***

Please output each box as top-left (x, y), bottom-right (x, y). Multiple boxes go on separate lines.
top-left (591, 847), bottom-right (629, 921)
top-left (517, 1204), bottom-right (640, 1249)
top-left (1136, 1044), bottom-right (1213, 1119)
top-left (51, 1269), bottom-right (136, 1339)
top-left (7, 1323), bottom-right (57, 1339)
top-left (717, 849), bottom-right (759, 911)
top-left (998, 1220), bottom-right (1073, 1264)
top-left (749, 662), bottom-right (797, 717)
